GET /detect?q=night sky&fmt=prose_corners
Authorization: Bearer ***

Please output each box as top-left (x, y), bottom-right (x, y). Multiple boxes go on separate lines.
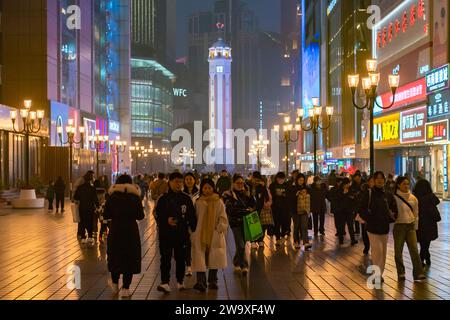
top-left (176, 0), bottom-right (281, 57)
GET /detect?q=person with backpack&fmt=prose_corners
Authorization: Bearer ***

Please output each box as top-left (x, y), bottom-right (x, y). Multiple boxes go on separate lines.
top-left (413, 179), bottom-right (441, 267)
top-left (155, 172), bottom-right (197, 293)
top-left (392, 176), bottom-right (426, 282)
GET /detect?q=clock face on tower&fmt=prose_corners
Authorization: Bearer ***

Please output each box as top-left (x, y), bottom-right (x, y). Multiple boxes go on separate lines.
top-left (216, 66), bottom-right (224, 73)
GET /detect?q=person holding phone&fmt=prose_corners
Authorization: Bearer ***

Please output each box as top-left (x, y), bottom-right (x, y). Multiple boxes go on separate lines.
top-left (155, 172), bottom-right (197, 294)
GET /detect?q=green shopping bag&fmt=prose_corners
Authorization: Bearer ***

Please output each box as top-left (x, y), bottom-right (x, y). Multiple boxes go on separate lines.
top-left (243, 211), bottom-right (264, 242)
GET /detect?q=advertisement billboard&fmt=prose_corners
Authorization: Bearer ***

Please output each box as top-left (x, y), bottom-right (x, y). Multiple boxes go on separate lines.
top-left (50, 101), bottom-right (80, 146)
top-left (400, 106), bottom-right (427, 144)
top-left (425, 119), bottom-right (449, 143)
top-left (375, 78), bottom-right (427, 113)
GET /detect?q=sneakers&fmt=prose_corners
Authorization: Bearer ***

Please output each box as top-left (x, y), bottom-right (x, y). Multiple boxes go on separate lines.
top-left (157, 283), bottom-right (171, 293)
top-left (241, 268), bottom-right (249, 276)
top-left (120, 288), bottom-right (132, 298)
top-left (185, 266), bottom-right (193, 277)
top-left (108, 279), bottom-right (119, 294)
top-left (414, 275), bottom-right (426, 282)
top-left (233, 266), bottom-right (242, 273)
top-left (193, 283), bottom-right (206, 293)
top-left (294, 242), bottom-right (301, 250)
top-left (177, 282), bottom-right (186, 291)
top-left (304, 244), bottom-right (312, 251)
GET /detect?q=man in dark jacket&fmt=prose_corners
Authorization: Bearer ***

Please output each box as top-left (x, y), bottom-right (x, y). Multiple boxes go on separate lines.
top-left (54, 176), bottom-right (66, 214)
top-left (350, 172), bottom-right (364, 234)
top-left (216, 170), bottom-right (231, 195)
top-left (310, 176), bottom-right (327, 236)
top-left (73, 172), bottom-right (99, 245)
top-left (269, 172), bottom-right (290, 245)
top-left (155, 172), bottom-right (197, 293)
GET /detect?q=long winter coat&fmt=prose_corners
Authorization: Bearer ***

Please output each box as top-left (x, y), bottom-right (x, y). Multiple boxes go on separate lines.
top-left (191, 197), bottom-right (229, 272)
top-left (104, 184), bottom-right (145, 275)
top-left (416, 193), bottom-right (440, 242)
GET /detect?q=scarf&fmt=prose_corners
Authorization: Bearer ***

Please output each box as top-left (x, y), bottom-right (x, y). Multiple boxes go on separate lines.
top-left (199, 194), bottom-right (221, 249)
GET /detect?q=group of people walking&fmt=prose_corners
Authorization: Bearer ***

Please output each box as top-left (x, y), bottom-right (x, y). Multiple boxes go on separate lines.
top-left (66, 166), bottom-right (441, 298)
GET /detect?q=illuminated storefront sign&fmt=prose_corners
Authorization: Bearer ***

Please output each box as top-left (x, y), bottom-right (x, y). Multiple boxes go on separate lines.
top-left (426, 64), bottom-right (449, 94)
top-left (425, 119), bottom-right (448, 144)
top-left (428, 89), bottom-right (450, 118)
top-left (327, 0), bottom-right (338, 16)
top-left (173, 88), bottom-right (188, 97)
top-left (343, 145), bottom-right (356, 158)
top-left (444, 145), bottom-right (448, 192)
top-left (373, 0), bottom-right (430, 63)
top-left (400, 106), bottom-right (427, 144)
top-left (375, 77), bottom-right (426, 113)
top-left (374, 113), bottom-right (400, 146)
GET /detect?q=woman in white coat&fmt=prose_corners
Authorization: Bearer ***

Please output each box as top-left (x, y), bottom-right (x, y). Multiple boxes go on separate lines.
top-left (192, 178), bottom-right (229, 292)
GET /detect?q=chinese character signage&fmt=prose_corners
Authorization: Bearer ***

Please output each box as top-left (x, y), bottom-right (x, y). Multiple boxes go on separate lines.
top-left (400, 106), bottom-right (427, 144)
top-left (373, 0), bottom-right (430, 64)
top-left (426, 64), bottom-right (449, 94)
top-left (444, 145), bottom-right (448, 192)
top-left (427, 89), bottom-right (450, 118)
top-left (425, 119), bottom-right (448, 143)
top-left (375, 78), bottom-right (426, 113)
top-left (374, 113), bottom-right (400, 147)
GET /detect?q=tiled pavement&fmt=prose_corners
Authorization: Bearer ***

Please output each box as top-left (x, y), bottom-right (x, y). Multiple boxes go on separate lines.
top-left (0, 200), bottom-right (449, 300)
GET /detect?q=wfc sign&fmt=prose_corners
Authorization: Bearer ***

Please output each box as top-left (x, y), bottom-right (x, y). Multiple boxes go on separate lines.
top-left (374, 113), bottom-right (400, 146)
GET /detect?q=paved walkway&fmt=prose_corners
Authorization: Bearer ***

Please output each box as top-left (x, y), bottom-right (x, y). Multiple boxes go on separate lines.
top-left (0, 200), bottom-right (449, 300)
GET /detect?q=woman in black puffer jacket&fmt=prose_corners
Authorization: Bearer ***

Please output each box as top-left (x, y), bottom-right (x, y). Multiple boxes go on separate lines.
top-left (413, 179), bottom-right (441, 267)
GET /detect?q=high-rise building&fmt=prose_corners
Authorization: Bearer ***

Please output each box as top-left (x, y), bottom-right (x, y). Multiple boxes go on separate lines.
top-left (188, 0), bottom-right (261, 130)
top-left (131, 0), bottom-right (176, 64)
top-left (0, 0), bottom-right (131, 186)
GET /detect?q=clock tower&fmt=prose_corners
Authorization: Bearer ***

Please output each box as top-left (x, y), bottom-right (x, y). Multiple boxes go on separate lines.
top-left (208, 38), bottom-right (233, 170)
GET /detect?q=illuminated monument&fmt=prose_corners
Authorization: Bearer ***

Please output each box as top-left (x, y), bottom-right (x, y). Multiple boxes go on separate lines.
top-left (208, 38), bottom-right (233, 170)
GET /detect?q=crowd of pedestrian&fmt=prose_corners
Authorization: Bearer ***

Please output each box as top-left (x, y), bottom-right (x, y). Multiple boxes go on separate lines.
top-left (53, 166), bottom-right (441, 298)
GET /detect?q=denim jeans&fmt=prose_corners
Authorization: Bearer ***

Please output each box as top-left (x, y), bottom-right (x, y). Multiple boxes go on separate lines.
top-left (231, 226), bottom-right (248, 268)
top-left (292, 214), bottom-right (309, 245)
top-left (393, 223), bottom-right (424, 278)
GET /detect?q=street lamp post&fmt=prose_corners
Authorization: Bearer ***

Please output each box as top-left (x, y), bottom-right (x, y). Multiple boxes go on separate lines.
top-left (348, 59), bottom-right (400, 174)
top-left (297, 99), bottom-right (334, 176)
top-left (110, 137), bottom-right (127, 175)
top-left (88, 130), bottom-right (109, 178)
top-left (10, 100), bottom-right (45, 187)
top-left (290, 149), bottom-right (300, 171)
top-left (251, 137), bottom-right (269, 172)
top-left (57, 119), bottom-right (85, 197)
top-left (274, 116), bottom-right (300, 175)
top-left (129, 142), bottom-right (145, 175)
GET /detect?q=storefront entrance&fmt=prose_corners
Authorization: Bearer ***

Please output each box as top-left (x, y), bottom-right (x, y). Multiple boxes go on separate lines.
top-left (431, 147), bottom-right (444, 195)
